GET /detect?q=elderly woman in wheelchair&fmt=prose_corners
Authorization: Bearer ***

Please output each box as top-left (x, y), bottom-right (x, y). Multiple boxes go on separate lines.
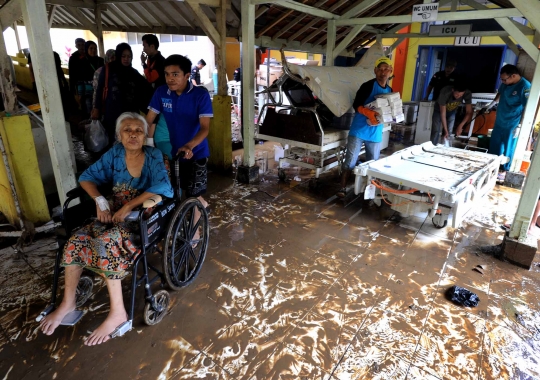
top-left (38, 112), bottom-right (207, 346)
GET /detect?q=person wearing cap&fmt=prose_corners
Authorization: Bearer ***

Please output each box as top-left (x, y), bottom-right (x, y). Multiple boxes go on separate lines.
top-left (68, 38), bottom-right (86, 95)
top-left (424, 59), bottom-right (457, 101)
top-left (337, 56), bottom-right (393, 198)
top-left (191, 59), bottom-right (206, 86)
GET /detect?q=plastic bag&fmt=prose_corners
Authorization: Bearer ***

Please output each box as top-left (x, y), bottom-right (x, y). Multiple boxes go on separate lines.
top-left (84, 120), bottom-right (109, 152)
top-left (445, 285), bottom-right (480, 307)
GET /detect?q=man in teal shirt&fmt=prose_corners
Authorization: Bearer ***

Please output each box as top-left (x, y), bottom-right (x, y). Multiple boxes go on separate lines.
top-left (487, 64), bottom-right (531, 173)
top-left (337, 56), bottom-right (393, 198)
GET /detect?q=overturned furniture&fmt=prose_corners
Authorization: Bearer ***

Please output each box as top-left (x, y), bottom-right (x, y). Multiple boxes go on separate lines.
top-left (353, 142), bottom-right (503, 228)
top-left (256, 53), bottom-right (390, 179)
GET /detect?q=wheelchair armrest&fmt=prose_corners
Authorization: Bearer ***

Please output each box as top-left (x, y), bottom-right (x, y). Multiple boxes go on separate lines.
top-left (66, 187), bottom-right (86, 198)
top-left (143, 195), bottom-right (162, 209)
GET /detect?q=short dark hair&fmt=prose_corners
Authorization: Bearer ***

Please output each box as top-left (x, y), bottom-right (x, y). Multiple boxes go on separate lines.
top-left (142, 34), bottom-right (159, 50)
top-left (500, 64), bottom-right (520, 76)
top-left (198, 59), bottom-right (206, 66)
top-left (446, 59), bottom-right (457, 67)
top-left (164, 54), bottom-right (192, 76)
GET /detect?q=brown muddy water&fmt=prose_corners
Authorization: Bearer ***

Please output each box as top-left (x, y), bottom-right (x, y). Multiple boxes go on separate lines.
top-left (0, 168), bottom-right (539, 380)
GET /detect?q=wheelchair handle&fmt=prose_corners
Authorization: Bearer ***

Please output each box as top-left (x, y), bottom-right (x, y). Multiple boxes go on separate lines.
top-left (173, 151), bottom-right (186, 161)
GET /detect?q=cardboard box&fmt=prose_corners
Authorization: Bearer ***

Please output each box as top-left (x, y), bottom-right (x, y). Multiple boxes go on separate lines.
top-left (389, 99), bottom-right (403, 108)
top-left (377, 113), bottom-right (394, 123)
top-left (374, 106), bottom-right (392, 115)
top-left (257, 64), bottom-right (283, 87)
top-left (394, 113), bottom-right (405, 123)
top-left (392, 107), bottom-right (403, 117)
top-left (376, 92), bottom-right (401, 101)
top-left (366, 98), bottom-right (389, 108)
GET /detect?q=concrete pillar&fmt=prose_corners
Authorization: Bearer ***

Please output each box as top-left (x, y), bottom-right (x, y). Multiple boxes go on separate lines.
top-left (21, 0), bottom-right (77, 205)
top-left (12, 22), bottom-right (21, 53)
top-left (238, 0), bottom-right (258, 183)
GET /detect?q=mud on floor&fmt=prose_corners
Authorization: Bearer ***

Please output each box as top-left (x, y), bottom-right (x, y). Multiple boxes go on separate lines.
top-left (0, 173), bottom-right (539, 380)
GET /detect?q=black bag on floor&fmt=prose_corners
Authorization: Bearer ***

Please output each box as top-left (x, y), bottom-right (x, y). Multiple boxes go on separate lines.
top-left (446, 285), bottom-right (480, 307)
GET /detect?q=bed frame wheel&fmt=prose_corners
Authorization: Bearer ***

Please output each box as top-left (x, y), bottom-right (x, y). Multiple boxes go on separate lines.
top-left (432, 214), bottom-right (448, 229)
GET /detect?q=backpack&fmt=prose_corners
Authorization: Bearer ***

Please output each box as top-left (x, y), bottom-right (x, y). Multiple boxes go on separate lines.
top-left (233, 67), bottom-right (241, 82)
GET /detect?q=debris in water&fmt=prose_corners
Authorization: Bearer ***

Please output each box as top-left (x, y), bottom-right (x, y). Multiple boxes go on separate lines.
top-left (445, 285), bottom-right (480, 307)
top-left (473, 264), bottom-right (488, 275)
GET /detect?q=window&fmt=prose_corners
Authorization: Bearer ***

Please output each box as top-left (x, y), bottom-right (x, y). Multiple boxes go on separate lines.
top-left (160, 34), bottom-right (172, 43)
top-left (127, 32), bottom-right (137, 45)
top-left (172, 34), bottom-right (185, 42)
top-left (185, 35), bottom-right (197, 41)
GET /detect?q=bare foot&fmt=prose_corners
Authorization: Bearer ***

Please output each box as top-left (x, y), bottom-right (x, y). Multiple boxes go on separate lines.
top-left (40, 301), bottom-right (76, 335)
top-left (84, 311), bottom-right (128, 346)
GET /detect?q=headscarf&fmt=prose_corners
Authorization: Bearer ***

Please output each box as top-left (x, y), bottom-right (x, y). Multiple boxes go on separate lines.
top-left (114, 43), bottom-right (132, 68)
top-left (84, 40), bottom-right (102, 71)
top-left (104, 49), bottom-right (115, 64)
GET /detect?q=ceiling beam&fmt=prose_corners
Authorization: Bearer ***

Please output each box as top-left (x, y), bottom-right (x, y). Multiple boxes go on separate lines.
top-left (96, 0), bottom-right (222, 6)
top-left (139, 3), bottom-right (167, 28)
top-left (269, 0), bottom-right (338, 20)
top-left (272, 0), bottom-right (329, 40)
top-left (332, 24), bottom-right (364, 57)
top-left (256, 1), bottom-right (311, 38)
top-left (64, 6), bottom-right (98, 35)
top-left (46, 0), bottom-right (94, 8)
top-left (380, 30), bottom-right (533, 38)
top-left (126, 3), bottom-right (153, 28)
top-left (335, 8), bottom-right (523, 26)
top-left (254, 35), bottom-right (354, 57)
top-left (339, 0), bottom-right (381, 19)
top-left (112, 4), bottom-right (143, 28)
top-left (459, 0), bottom-right (533, 37)
top-left (509, 0), bottom-right (540, 32)
top-left (496, 17), bottom-right (538, 61)
top-left (169, 2), bottom-right (198, 30)
top-left (154, 2), bottom-right (184, 30)
top-left (184, 0), bottom-right (220, 45)
top-left (48, 5), bottom-right (58, 28)
top-left (287, 0), bottom-right (348, 42)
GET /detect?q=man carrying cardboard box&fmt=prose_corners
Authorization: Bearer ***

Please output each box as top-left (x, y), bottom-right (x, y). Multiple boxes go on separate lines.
top-left (337, 57), bottom-right (393, 198)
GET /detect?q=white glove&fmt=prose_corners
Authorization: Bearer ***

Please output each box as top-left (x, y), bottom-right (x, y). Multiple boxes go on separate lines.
top-left (94, 196), bottom-right (110, 212)
top-left (146, 137), bottom-right (154, 147)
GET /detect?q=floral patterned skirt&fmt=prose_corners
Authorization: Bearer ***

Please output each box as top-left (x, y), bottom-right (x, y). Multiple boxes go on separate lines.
top-left (61, 220), bottom-right (140, 280)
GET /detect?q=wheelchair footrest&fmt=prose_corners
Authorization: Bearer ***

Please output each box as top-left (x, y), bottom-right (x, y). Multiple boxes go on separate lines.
top-left (59, 310), bottom-right (85, 326)
top-left (109, 320), bottom-right (133, 338)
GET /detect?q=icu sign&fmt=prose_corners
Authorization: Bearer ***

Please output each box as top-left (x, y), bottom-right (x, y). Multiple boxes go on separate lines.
top-left (455, 36), bottom-right (481, 46)
top-left (412, 3), bottom-right (439, 22)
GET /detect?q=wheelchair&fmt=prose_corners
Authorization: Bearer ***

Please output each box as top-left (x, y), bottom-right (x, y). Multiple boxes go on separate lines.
top-left (36, 153), bottom-right (209, 337)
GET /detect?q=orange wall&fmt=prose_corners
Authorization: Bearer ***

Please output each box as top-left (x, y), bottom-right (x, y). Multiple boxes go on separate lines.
top-left (391, 26), bottom-right (410, 94)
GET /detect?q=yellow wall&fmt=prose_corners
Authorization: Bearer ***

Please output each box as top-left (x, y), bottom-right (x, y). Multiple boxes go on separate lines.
top-left (0, 115), bottom-right (50, 225)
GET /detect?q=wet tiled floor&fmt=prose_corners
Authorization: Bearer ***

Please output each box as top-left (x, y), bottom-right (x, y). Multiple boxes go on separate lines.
top-left (1, 168), bottom-right (540, 380)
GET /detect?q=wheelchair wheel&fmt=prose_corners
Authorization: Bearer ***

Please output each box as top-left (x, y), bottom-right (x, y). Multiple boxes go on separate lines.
top-left (75, 275), bottom-right (93, 308)
top-left (163, 198), bottom-right (209, 291)
top-left (143, 289), bottom-right (170, 325)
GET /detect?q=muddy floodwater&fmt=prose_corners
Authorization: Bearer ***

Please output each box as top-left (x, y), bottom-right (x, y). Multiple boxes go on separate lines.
top-left (0, 169), bottom-right (539, 380)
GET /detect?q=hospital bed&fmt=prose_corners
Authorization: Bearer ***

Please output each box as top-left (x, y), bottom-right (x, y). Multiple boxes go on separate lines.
top-left (255, 51), bottom-right (390, 179)
top-left (353, 142), bottom-right (503, 228)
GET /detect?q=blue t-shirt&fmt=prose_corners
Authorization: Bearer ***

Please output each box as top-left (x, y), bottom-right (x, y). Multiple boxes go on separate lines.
top-left (148, 82), bottom-right (213, 160)
top-left (349, 78), bottom-right (392, 143)
top-left (495, 77), bottom-right (531, 131)
top-left (79, 144), bottom-right (174, 198)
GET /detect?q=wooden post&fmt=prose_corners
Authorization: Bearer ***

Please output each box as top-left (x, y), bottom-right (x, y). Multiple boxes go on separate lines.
top-left (21, 0), bottom-right (77, 205)
top-left (216, 0), bottom-right (227, 96)
top-left (12, 21), bottom-right (21, 53)
top-left (241, 0), bottom-right (256, 169)
top-left (94, 5), bottom-right (105, 57)
top-left (0, 22), bottom-right (18, 113)
top-left (325, 20), bottom-right (336, 67)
